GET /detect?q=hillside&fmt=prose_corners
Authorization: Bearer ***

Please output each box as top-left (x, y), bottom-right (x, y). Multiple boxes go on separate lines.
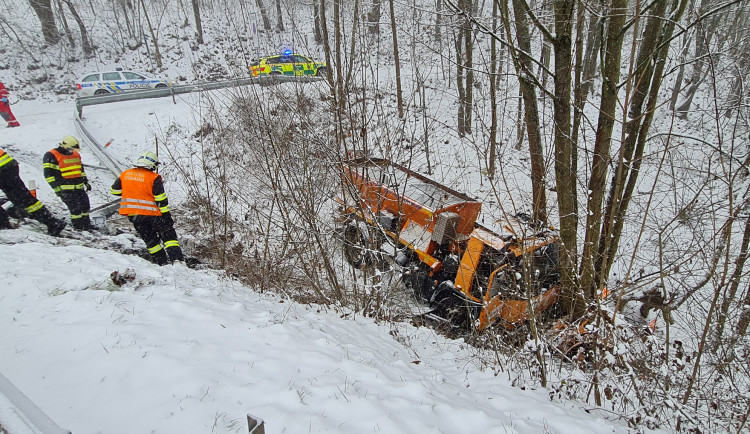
top-left (2, 0), bottom-right (750, 432)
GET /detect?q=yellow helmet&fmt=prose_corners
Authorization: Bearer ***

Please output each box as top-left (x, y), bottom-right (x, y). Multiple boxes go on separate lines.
top-left (135, 151), bottom-right (159, 170)
top-left (60, 135), bottom-right (80, 149)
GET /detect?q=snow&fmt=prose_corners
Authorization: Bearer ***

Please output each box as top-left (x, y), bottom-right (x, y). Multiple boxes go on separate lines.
top-left (0, 99), bottom-right (636, 433)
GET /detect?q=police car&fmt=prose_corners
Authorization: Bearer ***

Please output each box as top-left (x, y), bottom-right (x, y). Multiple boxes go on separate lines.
top-left (249, 52), bottom-right (326, 77)
top-left (75, 69), bottom-right (175, 96)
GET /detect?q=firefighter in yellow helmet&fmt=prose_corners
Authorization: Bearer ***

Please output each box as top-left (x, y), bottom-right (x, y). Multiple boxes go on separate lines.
top-left (110, 151), bottom-right (184, 265)
top-left (0, 147), bottom-right (67, 235)
top-left (43, 135), bottom-right (94, 231)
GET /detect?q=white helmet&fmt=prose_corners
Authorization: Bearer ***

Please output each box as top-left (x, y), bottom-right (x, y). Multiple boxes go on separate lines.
top-left (135, 151), bottom-right (159, 170)
top-left (60, 135), bottom-right (80, 149)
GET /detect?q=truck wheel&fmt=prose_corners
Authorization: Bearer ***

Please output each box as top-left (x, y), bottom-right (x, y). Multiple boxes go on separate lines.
top-left (343, 223), bottom-right (370, 269)
top-left (409, 271), bottom-right (435, 300)
top-left (432, 291), bottom-right (473, 333)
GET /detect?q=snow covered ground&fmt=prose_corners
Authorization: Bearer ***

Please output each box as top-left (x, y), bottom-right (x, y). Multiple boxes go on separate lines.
top-left (0, 97), bottom-right (644, 433)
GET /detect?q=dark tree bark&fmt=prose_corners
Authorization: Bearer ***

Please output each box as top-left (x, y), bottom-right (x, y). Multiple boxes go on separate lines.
top-left (368, 0), bottom-right (381, 34)
top-left (62, 0), bottom-right (94, 57)
top-left (29, 0), bottom-right (60, 45)
top-left (139, 0), bottom-right (162, 68)
top-left (389, 0), bottom-right (404, 118)
top-left (550, 0), bottom-right (581, 315)
top-left (577, 0), bottom-right (627, 304)
top-left (313, 0), bottom-right (323, 44)
top-left (275, 0), bottom-right (284, 31)
top-left (507, 0), bottom-right (546, 223)
top-left (488, 0), bottom-right (499, 178)
top-left (192, 0), bottom-right (204, 44)
top-left (255, 0), bottom-right (272, 31)
top-left (598, 0), bottom-right (689, 287)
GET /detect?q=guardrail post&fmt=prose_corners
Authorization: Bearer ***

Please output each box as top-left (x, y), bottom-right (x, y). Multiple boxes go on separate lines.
top-left (247, 413), bottom-right (265, 433)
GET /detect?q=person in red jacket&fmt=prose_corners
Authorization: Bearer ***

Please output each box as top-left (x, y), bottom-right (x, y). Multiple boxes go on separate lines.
top-left (0, 82), bottom-right (20, 128)
top-left (43, 135), bottom-right (94, 230)
top-left (0, 148), bottom-right (66, 235)
top-left (110, 151), bottom-right (184, 265)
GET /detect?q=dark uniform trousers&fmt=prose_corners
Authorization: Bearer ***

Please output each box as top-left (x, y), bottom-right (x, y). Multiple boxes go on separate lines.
top-left (129, 214), bottom-right (184, 265)
top-left (59, 190), bottom-right (91, 229)
top-left (0, 164), bottom-right (59, 228)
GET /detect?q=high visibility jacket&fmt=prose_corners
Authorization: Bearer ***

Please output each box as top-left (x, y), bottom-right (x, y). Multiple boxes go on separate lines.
top-left (111, 167), bottom-right (170, 216)
top-left (43, 148), bottom-right (88, 192)
top-left (0, 148), bottom-right (18, 174)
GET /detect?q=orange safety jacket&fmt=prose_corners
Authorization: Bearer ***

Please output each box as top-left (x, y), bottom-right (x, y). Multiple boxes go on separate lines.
top-left (115, 168), bottom-right (163, 216)
top-left (48, 149), bottom-right (83, 179)
top-left (43, 148), bottom-right (88, 192)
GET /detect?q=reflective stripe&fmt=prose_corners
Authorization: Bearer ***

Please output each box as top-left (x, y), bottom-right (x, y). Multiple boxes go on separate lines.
top-left (159, 205), bottom-right (170, 213)
top-left (164, 240), bottom-right (180, 248)
top-left (59, 184), bottom-right (86, 190)
top-left (154, 192), bottom-right (167, 201)
top-left (49, 150), bottom-right (83, 179)
top-left (148, 244), bottom-right (164, 254)
top-left (118, 168), bottom-right (162, 216)
top-left (120, 203), bottom-right (160, 212)
top-left (110, 188), bottom-right (122, 195)
top-left (0, 151), bottom-right (13, 168)
top-left (26, 201), bottom-right (43, 214)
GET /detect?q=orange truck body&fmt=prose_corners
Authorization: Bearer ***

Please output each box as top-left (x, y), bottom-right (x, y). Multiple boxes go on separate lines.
top-left (340, 158), bottom-right (561, 331)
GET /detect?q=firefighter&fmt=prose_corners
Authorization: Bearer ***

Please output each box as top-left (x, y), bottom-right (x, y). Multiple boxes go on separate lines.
top-left (0, 148), bottom-right (67, 235)
top-left (110, 151), bottom-right (184, 265)
top-left (0, 82), bottom-right (20, 128)
top-left (43, 135), bottom-right (94, 231)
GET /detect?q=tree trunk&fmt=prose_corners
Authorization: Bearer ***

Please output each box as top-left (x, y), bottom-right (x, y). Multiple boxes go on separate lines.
top-left (552, 0), bottom-right (579, 314)
top-left (598, 0), bottom-right (689, 286)
top-left (504, 0), bottom-right (546, 223)
top-left (314, 0), bottom-right (323, 44)
top-left (389, 0), bottom-right (404, 118)
top-left (275, 0), bottom-right (284, 31)
top-left (139, 0), bottom-right (162, 68)
top-left (577, 0), bottom-right (627, 305)
top-left (368, 0), bottom-right (381, 34)
top-left (255, 0), bottom-right (272, 31)
top-left (63, 0), bottom-right (94, 57)
top-left (462, 0), bottom-right (473, 135)
top-left (488, 0), bottom-right (498, 179)
top-left (29, 0), bottom-right (60, 45)
top-left (192, 0), bottom-right (204, 44)
top-left (55, 0), bottom-right (75, 47)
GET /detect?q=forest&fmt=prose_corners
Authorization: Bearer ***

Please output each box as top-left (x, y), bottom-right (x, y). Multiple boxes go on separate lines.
top-left (4, 0), bottom-right (750, 431)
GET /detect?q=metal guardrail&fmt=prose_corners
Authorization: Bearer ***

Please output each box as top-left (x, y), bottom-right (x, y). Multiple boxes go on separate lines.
top-left (72, 74), bottom-right (324, 221)
top-left (75, 75), bottom-right (325, 117)
top-left (73, 107), bottom-right (124, 220)
top-left (0, 373), bottom-right (71, 434)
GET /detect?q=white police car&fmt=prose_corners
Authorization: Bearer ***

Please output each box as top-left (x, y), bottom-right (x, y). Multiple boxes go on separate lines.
top-left (75, 69), bottom-right (175, 96)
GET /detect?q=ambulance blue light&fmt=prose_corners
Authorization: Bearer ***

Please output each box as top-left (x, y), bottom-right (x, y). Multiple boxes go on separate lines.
top-left (282, 49), bottom-right (293, 56)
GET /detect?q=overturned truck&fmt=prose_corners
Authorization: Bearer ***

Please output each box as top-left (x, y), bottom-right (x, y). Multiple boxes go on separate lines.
top-left (339, 157), bottom-right (561, 332)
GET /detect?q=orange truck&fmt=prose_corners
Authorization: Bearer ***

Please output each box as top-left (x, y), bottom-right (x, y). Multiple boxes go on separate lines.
top-left (339, 157), bottom-right (561, 332)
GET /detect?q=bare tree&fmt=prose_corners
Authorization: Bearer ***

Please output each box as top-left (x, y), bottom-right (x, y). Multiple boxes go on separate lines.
top-left (275, 0), bottom-right (284, 31)
top-left (192, 0), bottom-right (204, 44)
top-left (389, 0), bottom-right (404, 119)
top-left (62, 0), bottom-right (94, 57)
top-left (29, 0), bottom-right (60, 45)
top-left (139, 0), bottom-right (163, 68)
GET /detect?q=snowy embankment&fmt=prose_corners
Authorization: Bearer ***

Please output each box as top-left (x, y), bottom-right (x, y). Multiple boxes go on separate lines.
top-left (0, 98), bottom-right (638, 433)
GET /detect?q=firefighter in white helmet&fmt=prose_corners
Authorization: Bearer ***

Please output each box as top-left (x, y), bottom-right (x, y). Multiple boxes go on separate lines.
top-left (110, 151), bottom-right (184, 265)
top-left (43, 135), bottom-right (94, 231)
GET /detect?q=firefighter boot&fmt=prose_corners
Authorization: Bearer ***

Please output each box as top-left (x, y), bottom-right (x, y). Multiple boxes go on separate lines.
top-left (30, 207), bottom-right (67, 236)
top-left (150, 249), bottom-right (169, 266)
